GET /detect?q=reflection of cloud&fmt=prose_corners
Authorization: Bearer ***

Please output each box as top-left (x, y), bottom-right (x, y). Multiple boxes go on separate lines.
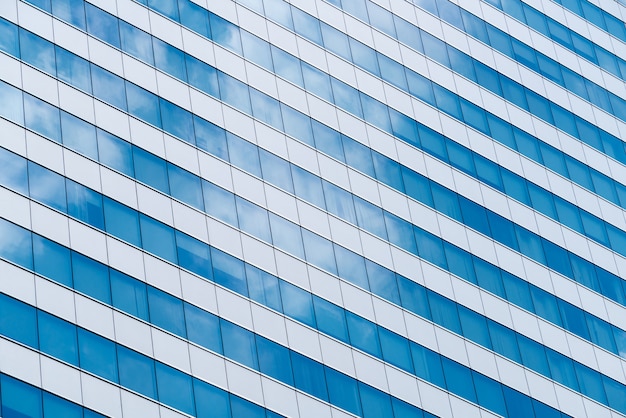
top-left (0, 221), bottom-right (30, 261)
top-left (29, 165), bottom-right (66, 210)
top-left (25, 96), bottom-right (60, 141)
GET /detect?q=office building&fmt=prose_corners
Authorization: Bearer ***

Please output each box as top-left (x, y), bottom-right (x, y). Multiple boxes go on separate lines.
top-left (0, 0), bottom-right (625, 416)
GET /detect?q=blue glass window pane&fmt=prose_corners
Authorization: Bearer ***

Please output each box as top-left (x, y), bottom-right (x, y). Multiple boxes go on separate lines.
top-left (43, 392), bottom-right (81, 418)
top-left (0, 81), bottom-right (23, 126)
top-left (366, 260), bottom-right (400, 305)
top-left (502, 387), bottom-right (534, 418)
top-left (110, 270), bottom-right (149, 321)
top-left (126, 82), bottom-right (161, 128)
top-left (38, 310), bottom-right (78, 366)
top-left (103, 197), bottom-right (141, 247)
top-left (346, 312), bottom-right (380, 357)
top-left (194, 116), bottom-right (226, 159)
top-left (140, 214), bottom-right (177, 264)
top-left (458, 306), bottom-right (491, 349)
top-left (33, 234), bottom-right (72, 287)
top-left (77, 329), bottom-right (118, 383)
top-left (320, 23), bottom-right (350, 61)
top-left (60, 111), bottom-right (98, 160)
top-left (179, 0), bottom-right (209, 37)
top-left (586, 314), bottom-right (617, 354)
top-left (473, 257), bottom-right (505, 297)
top-left (220, 319), bottom-right (258, 369)
top-left (260, 150), bottom-right (293, 194)
top-left (256, 335), bottom-right (294, 385)
top-left (66, 179), bottom-right (105, 230)
top-left (118, 346), bottom-right (157, 398)
top-left (384, 211), bottom-right (416, 254)
top-left (558, 299), bottom-right (590, 340)
top-left (72, 251), bottom-right (110, 303)
top-left (90, 65), bottom-right (127, 111)
top-left (430, 183), bottom-right (461, 221)
top-left (372, 152), bottom-right (404, 192)
top-left (487, 211), bottom-right (518, 252)
top-left (354, 196), bottom-right (387, 239)
top-left (322, 180), bottom-right (356, 224)
top-left (55, 46), bottom-right (91, 93)
top-left (148, 0), bottom-right (179, 20)
top-left (389, 109), bottom-right (419, 145)
top-left (444, 243), bottom-right (476, 284)
top-left (472, 371), bottom-right (507, 416)
top-left (414, 227), bottom-right (447, 269)
top-left (186, 55), bottom-right (219, 98)
top-left (230, 396), bottom-right (265, 418)
top-left (85, 4), bottom-right (119, 48)
top-left (271, 45), bottom-right (303, 86)
top-left (313, 296), bottom-right (348, 342)
top-left (119, 21), bottom-right (153, 65)
top-left (331, 77), bottom-right (362, 118)
top-left (176, 231), bottom-right (212, 278)
top-left (1, 374), bottom-right (42, 418)
top-left (19, 28), bottom-right (55, 75)
top-left (52, 0), bottom-right (86, 29)
top-left (334, 244), bottom-right (369, 290)
top-left (250, 88), bottom-right (283, 130)
top-left (155, 362), bottom-right (195, 415)
top-left (211, 248), bottom-right (248, 297)
top-left (161, 99), bottom-right (195, 144)
top-left (501, 272), bottom-right (533, 312)
top-left (133, 146), bottom-right (169, 193)
top-left (147, 286), bottom-right (186, 337)
top-left (359, 382), bottom-right (394, 418)
top-left (292, 7), bottom-right (322, 45)
top-left (411, 343), bottom-right (445, 388)
top-left (604, 375), bottom-right (626, 413)
top-left (488, 320), bottom-right (521, 362)
top-left (302, 62), bottom-right (333, 102)
top-left (379, 327), bottom-right (413, 372)
top-left (428, 291), bottom-right (462, 334)
top-left (227, 133), bottom-right (261, 177)
top-left (280, 280), bottom-right (316, 328)
top-left (210, 13), bottom-right (242, 54)
top-left (184, 303), bottom-right (222, 353)
top-left (360, 93), bottom-right (392, 133)
top-left (515, 226), bottom-right (545, 265)
top-left (236, 197), bottom-right (272, 243)
top-left (153, 37), bottom-right (187, 82)
top-left (203, 181), bottom-right (238, 226)
top-left (167, 162), bottom-right (203, 210)
top-left (442, 358), bottom-right (477, 402)
top-left (0, 219), bottom-right (32, 271)
top-left (194, 379), bottom-right (230, 418)
top-left (397, 277), bottom-right (431, 320)
top-left (291, 351), bottom-right (329, 401)
top-left (402, 168), bottom-right (433, 206)
top-left (312, 121), bottom-right (343, 161)
top-left (574, 362), bottom-right (606, 403)
top-left (0, 294), bottom-right (38, 348)
top-left (0, 18), bottom-right (19, 57)
top-left (245, 264), bottom-right (282, 312)
top-left (269, 213), bottom-right (304, 259)
top-left (292, 165), bottom-right (326, 209)
top-left (326, 367), bottom-right (361, 416)
top-left (241, 30), bottom-right (273, 71)
top-left (24, 94), bottom-right (61, 143)
top-left (281, 104), bottom-right (314, 145)
top-left (97, 129), bottom-right (133, 176)
top-left (545, 349), bottom-right (579, 390)
top-left (0, 147), bottom-right (28, 196)
top-left (379, 55), bottom-right (407, 90)
top-left (542, 239), bottom-right (573, 278)
top-left (302, 229), bottom-right (337, 276)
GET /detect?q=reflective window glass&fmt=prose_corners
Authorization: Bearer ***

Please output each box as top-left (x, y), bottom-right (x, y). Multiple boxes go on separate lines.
top-left (24, 94), bottom-right (61, 143)
top-left (155, 362), bottom-right (195, 415)
top-left (194, 379), bottom-right (230, 418)
top-left (103, 197), bottom-right (141, 247)
top-left (280, 281), bottom-right (315, 328)
top-left (85, 3), bottom-right (120, 48)
top-left (19, 28), bottom-right (56, 75)
top-left (147, 286), bottom-right (186, 337)
top-left (117, 346), bottom-right (157, 398)
top-left (56, 46), bottom-right (92, 93)
top-left (1, 374), bottom-right (42, 418)
top-left (211, 248), bottom-right (248, 297)
top-left (176, 231), bottom-right (212, 279)
top-left (43, 392), bottom-right (81, 418)
top-left (133, 146), bottom-right (169, 193)
top-left (0, 147), bottom-right (28, 195)
top-left (38, 311), bottom-right (78, 366)
top-left (168, 162), bottom-right (203, 210)
top-left (0, 294), bottom-right (38, 348)
top-left (246, 264), bottom-right (282, 312)
top-left (220, 319), bottom-right (258, 369)
top-left (97, 129), bottom-right (133, 176)
top-left (126, 82), bottom-right (161, 128)
top-left (209, 14), bottom-right (242, 54)
top-left (119, 20), bottom-right (154, 65)
top-left (313, 296), bottom-right (348, 342)
top-left (346, 312), bottom-right (380, 357)
top-left (77, 328), bottom-right (118, 383)
top-left (110, 270), bottom-right (149, 321)
top-left (184, 303), bottom-right (222, 353)
top-left (90, 65), bottom-right (127, 111)
top-left (256, 335), bottom-right (294, 385)
top-left (291, 352), bottom-right (329, 402)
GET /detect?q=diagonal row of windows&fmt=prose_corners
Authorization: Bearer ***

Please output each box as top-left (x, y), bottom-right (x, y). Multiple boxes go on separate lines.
top-left (549, 0), bottom-right (626, 42)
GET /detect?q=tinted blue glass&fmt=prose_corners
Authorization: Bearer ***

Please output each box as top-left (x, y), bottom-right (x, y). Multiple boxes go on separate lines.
top-left (605, 375), bottom-right (626, 413)
top-left (0, 18), bottom-right (19, 57)
top-left (246, 264), bottom-right (283, 312)
top-left (210, 13), bottom-right (242, 54)
top-left (133, 146), bottom-right (169, 193)
top-left (313, 296), bottom-right (348, 342)
top-left (155, 362), bottom-right (195, 415)
top-left (194, 116), bottom-right (226, 159)
top-left (502, 387), bottom-right (534, 418)
top-left (293, 7), bottom-right (322, 44)
top-left (126, 82), bottom-right (162, 128)
top-left (250, 89), bottom-right (283, 129)
top-left (51, 0), bottom-right (86, 29)
top-left (153, 37), bottom-right (187, 81)
top-left (179, 0), bottom-right (209, 37)
top-left (187, 55), bottom-right (219, 97)
top-left (241, 30), bottom-right (273, 71)
top-left (220, 319), bottom-right (258, 369)
top-left (24, 94), bottom-right (61, 143)
top-left (33, 234), bottom-right (72, 287)
top-left (320, 23), bottom-right (351, 61)
top-left (268, 213), bottom-right (304, 259)
top-left (346, 311), bottom-right (380, 357)
top-left (119, 20), bottom-right (154, 65)
top-left (168, 162), bottom-right (203, 210)
top-left (85, 4), bottom-right (120, 48)
top-left (194, 379), bottom-right (231, 418)
top-left (203, 181), bottom-right (238, 226)
top-left (1, 374), bottom-right (42, 418)
top-left (411, 343), bottom-right (445, 387)
top-left (66, 179), bottom-right (105, 230)
top-left (236, 197), bottom-right (272, 243)
top-left (72, 251), bottom-right (110, 303)
top-left (0, 219), bottom-right (32, 271)
top-left (97, 129), bottom-right (133, 177)
top-left (184, 303), bottom-right (222, 353)
top-left (366, 260), bottom-right (400, 305)
top-left (291, 352), bottom-right (329, 402)
top-left (147, 286), bottom-right (186, 337)
top-left (292, 165), bottom-right (326, 208)
top-left (176, 231), bottom-right (212, 278)
top-left (302, 61), bottom-right (333, 102)
top-left (488, 321), bottom-right (521, 362)
top-left (334, 244), bottom-right (369, 290)
top-left (574, 362), bottom-right (606, 403)
top-left (546, 349), bottom-right (579, 390)
top-left (379, 327), bottom-right (413, 372)
top-left (43, 392), bottom-right (81, 418)
top-left (325, 367), bottom-right (361, 416)
top-left (384, 211), bottom-right (417, 255)
top-left (0, 294), bottom-right (38, 348)
top-left (260, 150), bottom-right (294, 194)
top-left (359, 382), bottom-right (394, 418)
top-left (55, 46), bottom-right (92, 93)
top-left (110, 270), bottom-right (149, 321)
top-left (90, 65), bottom-right (126, 111)
top-left (19, 28), bottom-right (56, 75)
top-left (301, 229), bottom-right (337, 276)
top-left (227, 133), bottom-right (261, 177)
top-left (397, 277), bottom-right (431, 320)
top-left (442, 358), bottom-right (477, 403)
top-left (458, 306), bottom-right (491, 349)
top-left (331, 78), bottom-right (362, 118)
top-left (60, 111), bottom-right (98, 160)
top-left (271, 45), bottom-right (303, 86)
top-left (103, 197), bottom-right (141, 247)
top-left (501, 272), bottom-right (533, 312)
top-left (354, 196), bottom-right (387, 239)
top-left (38, 311), bottom-right (78, 366)
top-left (322, 180), bottom-right (357, 224)
top-left (0, 81), bottom-right (24, 125)
top-left (77, 328), bottom-right (118, 383)
top-left (118, 346), bottom-right (157, 398)
top-left (414, 227), bottom-right (447, 269)
top-left (256, 336), bottom-right (294, 385)
top-left (281, 103), bottom-right (314, 145)
top-left (0, 147), bottom-right (28, 196)
top-left (429, 291), bottom-right (462, 334)
top-left (230, 396), bottom-right (265, 418)
top-left (473, 371), bottom-right (507, 416)
top-left (211, 248), bottom-right (248, 296)
top-left (280, 281), bottom-right (316, 328)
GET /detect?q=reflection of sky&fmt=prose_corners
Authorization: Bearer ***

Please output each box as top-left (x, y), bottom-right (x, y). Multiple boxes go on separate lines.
top-left (0, 221), bottom-right (29, 261)
top-left (25, 96), bottom-right (60, 141)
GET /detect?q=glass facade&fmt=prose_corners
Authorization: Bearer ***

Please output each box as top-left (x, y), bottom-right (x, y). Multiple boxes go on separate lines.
top-left (0, 0), bottom-right (625, 417)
